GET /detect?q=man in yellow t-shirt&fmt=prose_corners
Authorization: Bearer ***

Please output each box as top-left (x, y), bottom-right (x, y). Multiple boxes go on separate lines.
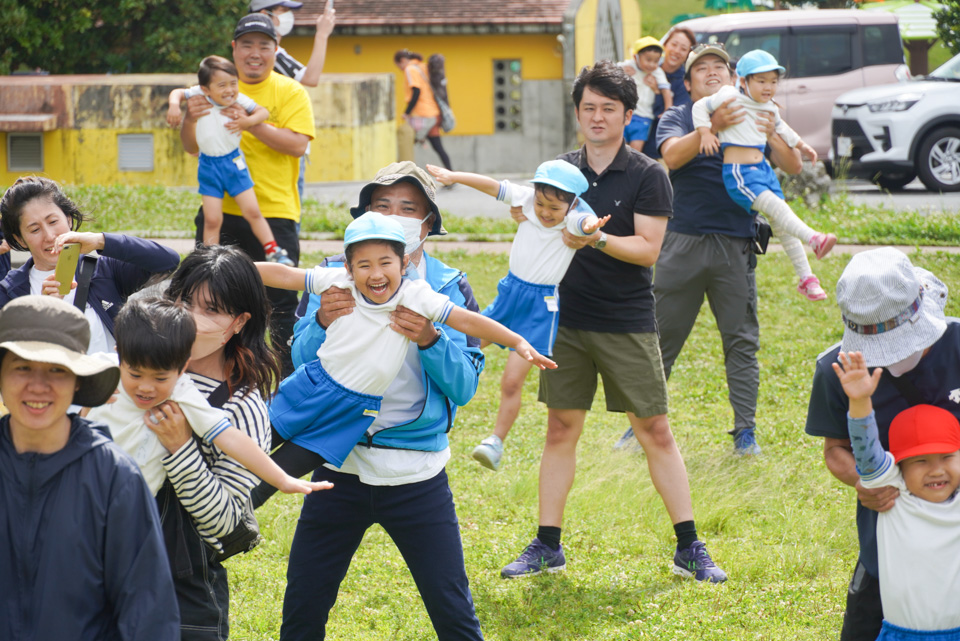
top-left (181, 13), bottom-right (316, 375)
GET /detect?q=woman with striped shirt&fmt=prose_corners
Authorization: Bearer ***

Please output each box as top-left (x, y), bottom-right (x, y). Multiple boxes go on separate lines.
top-left (152, 244), bottom-right (282, 641)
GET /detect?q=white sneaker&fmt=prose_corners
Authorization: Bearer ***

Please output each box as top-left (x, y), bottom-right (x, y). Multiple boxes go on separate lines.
top-left (472, 435), bottom-right (504, 471)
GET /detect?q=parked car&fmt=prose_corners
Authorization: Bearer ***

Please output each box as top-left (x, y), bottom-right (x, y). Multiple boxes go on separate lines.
top-left (677, 10), bottom-right (910, 161)
top-left (831, 53), bottom-right (960, 192)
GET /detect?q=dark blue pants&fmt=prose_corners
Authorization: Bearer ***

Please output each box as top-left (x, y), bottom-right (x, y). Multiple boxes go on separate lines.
top-left (281, 468), bottom-right (484, 641)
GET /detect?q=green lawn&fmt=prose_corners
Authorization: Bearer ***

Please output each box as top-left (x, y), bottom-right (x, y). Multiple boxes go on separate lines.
top-left (225, 248), bottom-right (960, 640)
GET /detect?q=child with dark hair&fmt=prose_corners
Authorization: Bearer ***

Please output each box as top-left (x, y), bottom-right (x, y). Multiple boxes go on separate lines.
top-left (167, 55), bottom-right (293, 266)
top-left (251, 211), bottom-right (557, 504)
top-left (428, 160), bottom-right (608, 470)
top-left (86, 297), bottom-right (329, 497)
top-left (618, 36), bottom-right (673, 153)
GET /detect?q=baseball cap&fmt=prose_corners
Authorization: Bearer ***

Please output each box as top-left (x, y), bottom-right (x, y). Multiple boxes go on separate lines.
top-left (685, 43), bottom-right (730, 74)
top-left (889, 404), bottom-right (960, 463)
top-left (837, 248), bottom-right (947, 367)
top-left (234, 13), bottom-right (278, 43)
top-left (249, 0), bottom-right (303, 11)
top-left (344, 212), bottom-right (407, 248)
top-left (351, 162), bottom-right (446, 236)
top-left (736, 49), bottom-right (785, 78)
top-left (532, 160), bottom-right (593, 212)
top-left (630, 36), bottom-right (663, 56)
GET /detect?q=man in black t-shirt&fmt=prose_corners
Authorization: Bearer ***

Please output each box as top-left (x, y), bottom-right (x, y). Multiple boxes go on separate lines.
top-left (500, 61), bottom-right (726, 583)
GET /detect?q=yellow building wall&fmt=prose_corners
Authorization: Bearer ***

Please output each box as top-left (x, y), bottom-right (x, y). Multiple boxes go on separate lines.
top-left (573, 0), bottom-right (643, 69)
top-left (622, 0), bottom-right (643, 55)
top-left (283, 33), bottom-right (564, 137)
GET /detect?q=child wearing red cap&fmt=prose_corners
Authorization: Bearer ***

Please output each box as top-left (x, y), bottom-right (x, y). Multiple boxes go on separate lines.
top-left (835, 350), bottom-right (960, 640)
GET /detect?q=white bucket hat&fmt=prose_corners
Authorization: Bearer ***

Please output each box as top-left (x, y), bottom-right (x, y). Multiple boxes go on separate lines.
top-left (837, 248), bottom-right (947, 367)
top-left (0, 296), bottom-right (119, 406)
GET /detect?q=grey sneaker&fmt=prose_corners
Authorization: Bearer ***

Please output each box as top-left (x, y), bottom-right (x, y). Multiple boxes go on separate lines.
top-left (501, 538), bottom-right (566, 578)
top-left (266, 247), bottom-right (295, 267)
top-left (472, 435), bottom-right (503, 471)
top-left (732, 427), bottom-right (762, 456)
top-left (613, 426), bottom-right (640, 451)
top-left (672, 541), bottom-right (727, 583)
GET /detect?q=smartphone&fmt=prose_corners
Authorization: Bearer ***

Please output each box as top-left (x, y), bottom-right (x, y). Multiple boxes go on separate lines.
top-left (54, 243), bottom-right (80, 296)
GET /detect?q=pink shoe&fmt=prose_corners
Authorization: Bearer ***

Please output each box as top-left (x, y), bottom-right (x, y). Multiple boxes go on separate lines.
top-left (809, 232), bottom-right (837, 260)
top-left (798, 275), bottom-right (827, 301)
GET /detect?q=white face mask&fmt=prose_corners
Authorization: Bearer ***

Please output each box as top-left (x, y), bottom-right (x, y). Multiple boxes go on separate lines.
top-left (886, 349), bottom-right (925, 377)
top-left (394, 215), bottom-right (427, 255)
top-left (275, 11), bottom-right (294, 36)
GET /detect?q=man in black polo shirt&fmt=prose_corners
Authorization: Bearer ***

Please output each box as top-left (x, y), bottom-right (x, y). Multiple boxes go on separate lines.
top-left (500, 61), bottom-right (726, 583)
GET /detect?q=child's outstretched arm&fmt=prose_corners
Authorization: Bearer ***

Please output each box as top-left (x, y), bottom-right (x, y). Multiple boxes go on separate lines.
top-left (213, 428), bottom-right (334, 495)
top-left (579, 214), bottom-right (611, 236)
top-left (833, 351), bottom-right (892, 480)
top-left (444, 307), bottom-right (557, 370)
top-left (256, 262), bottom-right (309, 292)
top-left (426, 165), bottom-right (500, 198)
top-left (832, 351), bottom-right (882, 419)
top-left (166, 88), bottom-right (186, 128)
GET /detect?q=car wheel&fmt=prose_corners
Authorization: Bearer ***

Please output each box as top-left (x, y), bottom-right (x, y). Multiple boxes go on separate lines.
top-left (916, 127), bottom-right (960, 193)
top-left (871, 172), bottom-right (916, 192)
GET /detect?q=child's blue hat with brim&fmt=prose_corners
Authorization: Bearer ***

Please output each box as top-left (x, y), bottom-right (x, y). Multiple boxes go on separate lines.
top-left (533, 160), bottom-right (589, 198)
top-left (736, 49), bottom-right (785, 77)
top-left (344, 211), bottom-right (406, 247)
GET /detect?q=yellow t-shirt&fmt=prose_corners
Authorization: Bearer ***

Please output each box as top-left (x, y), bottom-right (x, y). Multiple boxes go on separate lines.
top-left (224, 71), bottom-right (316, 222)
top-left (404, 62), bottom-right (440, 119)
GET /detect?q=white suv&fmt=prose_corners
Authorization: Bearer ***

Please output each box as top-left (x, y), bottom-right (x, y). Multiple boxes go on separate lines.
top-left (831, 54), bottom-right (960, 192)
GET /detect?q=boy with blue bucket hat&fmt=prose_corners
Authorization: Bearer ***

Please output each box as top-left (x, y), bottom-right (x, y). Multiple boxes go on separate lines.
top-left (428, 159), bottom-right (609, 471)
top-left (691, 48), bottom-right (838, 302)
top-left (249, 211), bottom-right (557, 503)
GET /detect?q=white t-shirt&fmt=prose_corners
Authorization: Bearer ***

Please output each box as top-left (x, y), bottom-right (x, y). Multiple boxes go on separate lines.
top-left (88, 367), bottom-right (232, 495)
top-left (618, 60), bottom-right (670, 119)
top-left (498, 181), bottom-right (593, 285)
top-left (184, 85), bottom-right (259, 157)
top-left (862, 453), bottom-right (960, 631)
top-left (304, 267), bottom-right (455, 395)
top-left (325, 257), bottom-right (451, 486)
top-left (692, 85), bottom-right (800, 150)
top-left (29, 267), bottom-right (114, 355)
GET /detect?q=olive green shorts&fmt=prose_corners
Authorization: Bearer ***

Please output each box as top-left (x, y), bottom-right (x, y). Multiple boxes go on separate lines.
top-left (538, 326), bottom-right (668, 418)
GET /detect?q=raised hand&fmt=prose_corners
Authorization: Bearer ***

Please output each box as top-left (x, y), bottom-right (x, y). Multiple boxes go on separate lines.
top-left (832, 351), bottom-right (882, 402)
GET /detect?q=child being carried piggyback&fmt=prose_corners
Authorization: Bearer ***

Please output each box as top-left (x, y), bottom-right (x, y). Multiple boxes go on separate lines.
top-left (249, 211), bottom-right (558, 505)
top-left (428, 160), bottom-right (608, 471)
top-left (835, 350), bottom-right (960, 640)
top-left (86, 297), bottom-right (330, 499)
top-left (167, 55), bottom-right (293, 266)
top-left (617, 36), bottom-right (673, 154)
top-left (693, 49), bottom-right (836, 301)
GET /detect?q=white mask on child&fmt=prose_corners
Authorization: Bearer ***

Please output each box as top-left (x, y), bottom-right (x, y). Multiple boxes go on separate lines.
top-left (394, 215), bottom-right (427, 255)
top-left (275, 11), bottom-right (295, 36)
top-left (886, 349), bottom-right (925, 377)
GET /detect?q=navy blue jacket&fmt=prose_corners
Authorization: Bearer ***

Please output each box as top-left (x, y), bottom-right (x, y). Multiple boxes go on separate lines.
top-left (0, 233), bottom-right (180, 336)
top-left (0, 416), bottom-right (179, 640)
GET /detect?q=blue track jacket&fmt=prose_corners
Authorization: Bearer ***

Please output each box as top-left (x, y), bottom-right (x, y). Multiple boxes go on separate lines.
top-left (292, 252), bottom-right (484, 452)
top-left (0, 416), bottom-right (179, 641)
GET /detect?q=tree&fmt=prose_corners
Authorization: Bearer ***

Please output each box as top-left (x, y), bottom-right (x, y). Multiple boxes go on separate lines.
top-left (935, 1), bottom-right (960, 55)
top-left (0, 1), bottom-right (244, 75)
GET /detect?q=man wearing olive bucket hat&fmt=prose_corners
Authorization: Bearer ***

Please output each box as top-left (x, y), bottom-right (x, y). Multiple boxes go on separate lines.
top-left (804, 247), bottom-right (959, 641)
top-left (0, 296), bottom-right (179, 640)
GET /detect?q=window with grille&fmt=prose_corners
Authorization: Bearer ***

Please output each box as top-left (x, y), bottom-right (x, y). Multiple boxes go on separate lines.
top-left (7, 134), bottom-right (43, 172)
top-left (494, 59), bottom-right (523, 133)
top-left (118, 134), bottom-right (154, 171)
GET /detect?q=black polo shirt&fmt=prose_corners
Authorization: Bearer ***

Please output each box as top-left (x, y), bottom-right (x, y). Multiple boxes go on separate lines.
top-left (558, 142), bottom-right (673, 333)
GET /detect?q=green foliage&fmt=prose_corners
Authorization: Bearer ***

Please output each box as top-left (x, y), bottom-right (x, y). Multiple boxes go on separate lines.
top-left (0, 0), bottom-right (243, 75)
top-left (935, 1), bottom-right (960, 55)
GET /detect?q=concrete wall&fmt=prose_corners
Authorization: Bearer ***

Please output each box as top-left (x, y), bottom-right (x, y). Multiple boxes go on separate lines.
top-left (413, 79), bottom-right (567, 173)
top-left (0, 72), bottom-right (396, 186)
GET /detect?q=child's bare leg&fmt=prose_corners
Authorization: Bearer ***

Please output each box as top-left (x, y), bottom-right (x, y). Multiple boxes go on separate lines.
top-left (493, 351), bottom-right (535, 442)
top-left (628, 139), bottom-right (646, 153)
top-left (201, 196), bottom-right (225, 246)
top-left (752, 190), bottom-right (836, 259)
top-left (234, 188), bottom-right (276, 248)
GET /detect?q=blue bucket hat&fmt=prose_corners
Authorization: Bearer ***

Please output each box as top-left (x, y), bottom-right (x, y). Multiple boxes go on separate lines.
top-left (531, 160), bottom-right (594, 213)
top-left (735, 49), bottom-right (785, 78)
top-left (344, 212), bottom-right (406, 248)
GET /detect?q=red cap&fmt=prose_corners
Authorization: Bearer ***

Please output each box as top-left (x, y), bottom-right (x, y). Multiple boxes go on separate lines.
top-left (889, 404), bottom-right (960, 463)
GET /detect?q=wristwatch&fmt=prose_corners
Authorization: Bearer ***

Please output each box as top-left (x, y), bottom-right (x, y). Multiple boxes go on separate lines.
top-left (594, 232), bottom-right (608, 250)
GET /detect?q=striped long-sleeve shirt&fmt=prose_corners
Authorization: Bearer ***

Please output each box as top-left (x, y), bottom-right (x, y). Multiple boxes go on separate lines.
top-left (160, 374), bottom-right (271, 550)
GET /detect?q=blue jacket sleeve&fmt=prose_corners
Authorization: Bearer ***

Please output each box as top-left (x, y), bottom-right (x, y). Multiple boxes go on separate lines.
top-left (100, 233), bottom-right (181, 299)
top-left (292, 292), bottom-right (325, 368)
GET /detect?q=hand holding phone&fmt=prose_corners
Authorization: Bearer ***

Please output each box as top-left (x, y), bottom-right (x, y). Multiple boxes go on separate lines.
top-left (54, 243), bottom-right (80, 296)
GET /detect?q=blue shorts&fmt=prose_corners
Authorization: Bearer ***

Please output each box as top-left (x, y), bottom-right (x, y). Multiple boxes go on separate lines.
top-left (269, 360), bottom-right (381, 468)
top-left (877, 621), bottom-right (960, 641)
top-left (197, 148), bottom-right (255, 199)
top-left (481, 271), bottom-right (559, 356)
top-left (722, 160), bottom-right (784, 214)
top-left (624, 114), bottom-right (653, 143)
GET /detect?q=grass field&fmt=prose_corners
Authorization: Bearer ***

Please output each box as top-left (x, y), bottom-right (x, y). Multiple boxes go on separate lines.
top-left (223, 247), bottom-right (960, 641)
